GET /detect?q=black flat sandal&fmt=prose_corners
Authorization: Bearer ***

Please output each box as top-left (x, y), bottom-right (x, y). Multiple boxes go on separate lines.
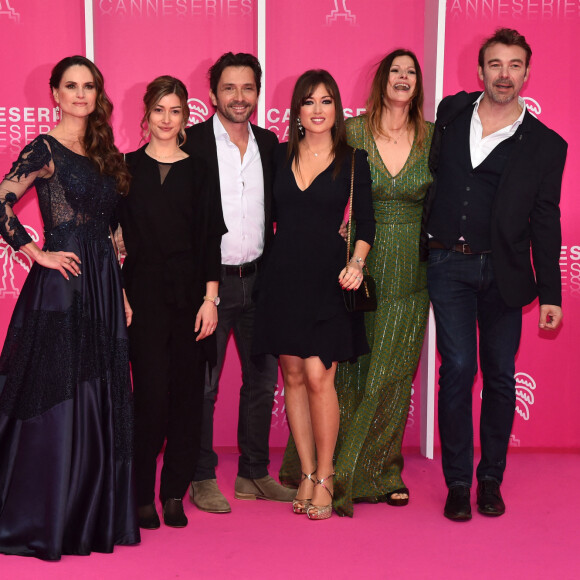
top-left (386, 488), bottom-right (409, 507)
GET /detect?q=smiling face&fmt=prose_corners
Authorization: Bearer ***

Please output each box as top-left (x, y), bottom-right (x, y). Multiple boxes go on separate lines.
top-left (383, 55), bottom-right (417, 107)
top-left (299, 83), bottom-right (336, 136)
top-left (210, 65), bottom-right (258, 126)
top-left (52, 65), bottom-right (96, 119)
top-left (479, 43), bottom-right (529, 105)
top-left (147, 93), bottom-right (184, 145)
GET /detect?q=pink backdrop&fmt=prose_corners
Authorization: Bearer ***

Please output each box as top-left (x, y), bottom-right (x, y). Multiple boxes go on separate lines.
top-left (0, 1), bottom-right (578, 451)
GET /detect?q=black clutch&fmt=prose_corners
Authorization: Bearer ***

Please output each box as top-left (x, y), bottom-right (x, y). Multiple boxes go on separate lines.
top-left (342, 272), bottom-right (377, 312)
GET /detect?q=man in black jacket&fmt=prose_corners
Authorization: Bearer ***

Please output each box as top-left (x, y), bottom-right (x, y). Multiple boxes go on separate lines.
top-left (182, 53), bottom-right (295, 513)
top-left (422, 29), bottom-right (567, 521)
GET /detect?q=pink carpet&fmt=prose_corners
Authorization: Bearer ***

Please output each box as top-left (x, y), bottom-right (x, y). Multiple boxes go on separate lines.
top-left (2, 449), bottom-right (579, 579)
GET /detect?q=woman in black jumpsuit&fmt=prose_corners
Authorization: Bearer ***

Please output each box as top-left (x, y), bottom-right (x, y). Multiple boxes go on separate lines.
top-left (117, 76), bottom-right (226, 529)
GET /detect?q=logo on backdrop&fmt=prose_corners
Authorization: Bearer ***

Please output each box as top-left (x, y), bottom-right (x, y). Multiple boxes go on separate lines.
top-left (187, 98), bottom-right (209, 125)
top-left (560, 244), bottom-right (580, 298)
top-left (98, 0), bottom-right (254, 18)
top-left (0, 106), bottom-right (58, 154)
top-left (0, 0), bottom-right (19, 23)
top-left (448, 0), bottom-right (580, 19)
top-left (326, 0), bottom-right (356, 25)
top-left (0, 226), bottom-right (40, 298)
top-left (514, 372), bottom-right (536, 421)
top-left (481, 371), bottom-right (536, 446)
top-left (407, 383), bottom-right (416, 427)
top-left (271, 383), bottom-right (288, 431)
top-left (523, 97), bottom-right (541, 116)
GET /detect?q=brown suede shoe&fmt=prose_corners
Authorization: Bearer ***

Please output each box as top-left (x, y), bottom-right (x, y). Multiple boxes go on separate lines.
top-left (234, 475), bottom-right (296, 502)
top-left (189, 479), bottom-right (231, 514)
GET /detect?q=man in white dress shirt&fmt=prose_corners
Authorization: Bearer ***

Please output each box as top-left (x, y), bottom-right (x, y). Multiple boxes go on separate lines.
top-left (183, 52), bottom-right (295, 513)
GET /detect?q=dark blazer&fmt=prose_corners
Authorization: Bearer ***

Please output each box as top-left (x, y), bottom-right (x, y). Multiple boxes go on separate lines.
top-left (421, 91), bottom-right (568, 309)
top-left (183, 115), bottom-right (279, 254)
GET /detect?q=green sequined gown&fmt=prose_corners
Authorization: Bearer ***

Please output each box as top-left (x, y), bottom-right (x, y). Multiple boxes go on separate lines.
top-left (279, 116), bottom-right (434, 517)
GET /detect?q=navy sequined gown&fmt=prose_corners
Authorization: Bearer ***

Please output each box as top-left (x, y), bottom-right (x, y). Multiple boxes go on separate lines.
top-left (0, 135), bottom-right (139, 560)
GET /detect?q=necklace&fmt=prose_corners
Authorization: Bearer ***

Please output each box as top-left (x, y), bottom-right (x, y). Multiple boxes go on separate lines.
top-left (304, 143), bottom-right (332, 158)
top-left (384, 123), bottom-right (409, 145)
top-left (146, 145), bottom-right (181, 159)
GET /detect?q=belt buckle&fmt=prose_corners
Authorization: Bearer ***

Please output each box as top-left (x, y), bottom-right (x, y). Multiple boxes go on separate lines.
top-left (461, 243), bottom-right (472, 255)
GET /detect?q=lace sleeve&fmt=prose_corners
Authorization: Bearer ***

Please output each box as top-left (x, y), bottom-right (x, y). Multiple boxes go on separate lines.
top-left (0, 137), bottom-right (52, 249)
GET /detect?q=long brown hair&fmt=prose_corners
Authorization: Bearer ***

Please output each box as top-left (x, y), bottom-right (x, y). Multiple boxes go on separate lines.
top-left (365, 49), bottom-right (427, 149)
top-left (140, 75), bottom-right (190, 146)
top-left (50, 56), bottom-right (130, 195)
top-left (287, 69), bottom-right (349, 179)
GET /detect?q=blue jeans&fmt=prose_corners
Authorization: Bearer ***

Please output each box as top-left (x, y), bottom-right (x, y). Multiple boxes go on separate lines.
top-left (194, 264), bottom-right (279, 481)
top-left (427, 250), bottom-right (522, 487)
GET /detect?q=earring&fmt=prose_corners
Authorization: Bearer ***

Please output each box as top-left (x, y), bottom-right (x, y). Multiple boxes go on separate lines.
top-left (55, 105), bottom-right (60, 122)
top-left (297, 117), bottom-right (305, 137)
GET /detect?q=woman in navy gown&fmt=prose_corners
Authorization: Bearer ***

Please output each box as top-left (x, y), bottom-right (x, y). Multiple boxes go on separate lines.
top-left (0, 56), bottom-right (139, 560)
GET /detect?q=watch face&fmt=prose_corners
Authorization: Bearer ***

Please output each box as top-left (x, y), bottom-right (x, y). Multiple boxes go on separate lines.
top-left (214, 296), bottom-right (221, 306)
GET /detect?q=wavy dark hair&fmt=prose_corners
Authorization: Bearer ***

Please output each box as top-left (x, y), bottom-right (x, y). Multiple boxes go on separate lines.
top-left (140, 75), bottom-right (189, 146)
top-left (208, 52), bottom-right (262, 96)
top-left (287, 69), bottom-right (348, 179)
top-left (365, 49), bottom-right (427, 150)
top-left (50, 56), bottom-right (130, 195)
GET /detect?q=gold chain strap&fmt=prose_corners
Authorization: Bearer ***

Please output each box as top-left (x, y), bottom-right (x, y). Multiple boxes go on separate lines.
top-left (345, 148), bottom-right (356, 267)
top-left (345, 148), bottom-right (370, 298)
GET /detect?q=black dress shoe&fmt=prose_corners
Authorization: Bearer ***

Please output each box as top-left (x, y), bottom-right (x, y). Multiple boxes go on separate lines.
top-left (477, 480), bottom-right (505, 516)
top-left (444, 485), bottom-right (472, 521)
top-left (163, 498), bottom-right (188, 528)
top-left (137, 503), bottom-right (160, 530)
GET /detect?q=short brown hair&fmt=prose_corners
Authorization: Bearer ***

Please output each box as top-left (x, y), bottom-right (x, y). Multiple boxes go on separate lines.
top-left (208, 52), bottom-right (262, 96)
top-left (478, 28), bottom-right (532, 69)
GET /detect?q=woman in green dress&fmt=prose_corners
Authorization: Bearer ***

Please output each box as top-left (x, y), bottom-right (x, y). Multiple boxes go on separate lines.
top-left (280, 49), bottom-right (434, 517)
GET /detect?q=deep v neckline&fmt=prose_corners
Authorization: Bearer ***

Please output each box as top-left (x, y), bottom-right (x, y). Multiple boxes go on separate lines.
top-left (291, 157), bottom-right (334, 192)
top-left (372, 130), bottom-right (417, 179)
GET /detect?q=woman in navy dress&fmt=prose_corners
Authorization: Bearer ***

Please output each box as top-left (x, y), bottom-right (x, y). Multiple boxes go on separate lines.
top-left (0, 56), bottom-right (139, 560)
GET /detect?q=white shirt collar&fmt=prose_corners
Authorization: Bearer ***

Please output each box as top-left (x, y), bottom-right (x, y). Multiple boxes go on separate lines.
top-left (213, 113), bottom-right (256, 143)
top-left (473, 92), bottom-right (527, 131)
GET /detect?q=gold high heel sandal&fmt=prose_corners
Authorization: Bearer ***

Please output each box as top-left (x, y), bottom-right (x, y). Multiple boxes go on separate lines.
top-left (306, 473), bottom-right (335, 520)
top-left (292, 471), bottom-right (316, 515)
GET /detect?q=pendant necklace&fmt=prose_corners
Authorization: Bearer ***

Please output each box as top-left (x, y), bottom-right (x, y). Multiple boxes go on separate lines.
top-left (386, 124), bottom-right (408, 145)
top-left (305, 144), bottom-right (332, 158)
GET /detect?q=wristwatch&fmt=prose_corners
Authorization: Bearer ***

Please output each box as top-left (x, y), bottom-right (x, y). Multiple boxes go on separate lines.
top-left (203, 295), bottom-right (220, 306)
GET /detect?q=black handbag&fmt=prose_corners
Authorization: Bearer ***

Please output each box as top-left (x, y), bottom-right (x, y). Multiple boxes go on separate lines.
top-left (342, 149), bottom-right (377, 313)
